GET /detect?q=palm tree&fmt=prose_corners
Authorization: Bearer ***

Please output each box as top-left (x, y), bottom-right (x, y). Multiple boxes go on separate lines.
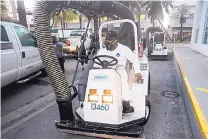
top-left (17, 0), bottom-right (27, 28)
top-left (145, 1), bottom-right (169, 27)
top-left (144, 1), bottom-right (173, 41)
top-left (172, 4), bottom-right (194, 41)
top-left (119, 1), bottom-right (147, 39)
top-left (51, 9), bottom-right (78, 29)
top-left (1, 0), bottom-right (8, 20)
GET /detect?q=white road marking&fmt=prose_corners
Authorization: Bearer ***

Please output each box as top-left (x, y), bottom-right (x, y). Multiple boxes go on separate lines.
top-left (2, 80), bottom-right (80, 135)
top-left (1, 101), bottom-right (56, 135)
top-left (1, 93), bottom-right (55, 126)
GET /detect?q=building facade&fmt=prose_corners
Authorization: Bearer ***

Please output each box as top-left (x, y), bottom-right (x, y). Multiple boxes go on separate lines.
top-left (168, 1), bottom-right (196, 41)
top-left (191, 0), bottom-right (208, 56)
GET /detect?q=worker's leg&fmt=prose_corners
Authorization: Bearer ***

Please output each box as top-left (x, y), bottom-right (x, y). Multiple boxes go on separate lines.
top-left (118, 70), bottom-right (134, 113)
top-left (58, 57), bottom-right (65, 73)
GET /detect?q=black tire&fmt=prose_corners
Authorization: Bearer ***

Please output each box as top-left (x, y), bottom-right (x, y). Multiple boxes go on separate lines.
top-left (167, 51), bottom-right (173, 61)
top-left (140, 99), bottom-right (151, 126)
top-left (40, 69), bottom-right (47, 77)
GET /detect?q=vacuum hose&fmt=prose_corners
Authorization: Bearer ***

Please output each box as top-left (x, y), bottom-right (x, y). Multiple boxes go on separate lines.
top-left (34, 0), bottom-right (74, 122)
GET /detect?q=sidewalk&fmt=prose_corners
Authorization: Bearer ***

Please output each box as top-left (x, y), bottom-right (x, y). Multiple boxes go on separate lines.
top-left (172, 47), bottom-right (208, 139)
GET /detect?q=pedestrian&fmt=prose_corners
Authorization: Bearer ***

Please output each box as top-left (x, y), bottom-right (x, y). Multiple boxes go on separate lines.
top-left (52, 36), bottom-right (65, 73)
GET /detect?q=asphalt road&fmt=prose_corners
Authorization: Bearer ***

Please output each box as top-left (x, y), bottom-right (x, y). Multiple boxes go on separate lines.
top-left (1, 54), bottom-right (193, 139)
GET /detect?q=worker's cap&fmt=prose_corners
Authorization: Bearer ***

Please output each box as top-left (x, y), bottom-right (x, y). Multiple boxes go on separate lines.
top-left (106, 30), bottom-right (118, 41)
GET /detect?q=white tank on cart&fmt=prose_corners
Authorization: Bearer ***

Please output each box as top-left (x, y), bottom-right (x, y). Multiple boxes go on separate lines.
top-left (83, 69), bottom-right (123, 124)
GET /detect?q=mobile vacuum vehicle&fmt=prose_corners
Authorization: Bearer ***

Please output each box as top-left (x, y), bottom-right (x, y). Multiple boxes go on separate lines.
top-left (149, 32), bottom-right (168, 59)
top-left (145, 27), bottom-right (168, 60)
top-left (34, 1), bottom-right (151, 138)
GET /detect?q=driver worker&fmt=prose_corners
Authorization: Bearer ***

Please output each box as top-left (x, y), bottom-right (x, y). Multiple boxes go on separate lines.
top-left (95, 30), bottom-right (142, 113)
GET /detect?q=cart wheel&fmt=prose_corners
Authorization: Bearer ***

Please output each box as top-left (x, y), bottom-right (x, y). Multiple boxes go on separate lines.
top-left (167, 51), bottom-right (173, 61)
top-left (140, 99), bottom-right (151, 126)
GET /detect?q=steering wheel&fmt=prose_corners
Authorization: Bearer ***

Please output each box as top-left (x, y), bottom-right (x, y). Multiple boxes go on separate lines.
top-left (93, 55), bottom-right (118, 68)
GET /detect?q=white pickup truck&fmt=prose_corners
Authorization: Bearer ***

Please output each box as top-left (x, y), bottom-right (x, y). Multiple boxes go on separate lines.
top-left (1, 21), bottom-right (44, 88)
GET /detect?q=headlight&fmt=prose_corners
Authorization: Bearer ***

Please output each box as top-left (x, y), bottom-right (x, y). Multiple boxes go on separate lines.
top-left (102, 95), bottom-right (113, 103)
top-left (88, 94), bottom-right (98, 102)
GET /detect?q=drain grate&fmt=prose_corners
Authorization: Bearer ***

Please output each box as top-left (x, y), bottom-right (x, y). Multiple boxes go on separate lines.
top-left (161, 91), bottom-right (180, 98)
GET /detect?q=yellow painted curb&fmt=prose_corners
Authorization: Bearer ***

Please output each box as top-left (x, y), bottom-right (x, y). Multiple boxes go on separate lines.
top-left (173, 49), bottom-right (208, 139)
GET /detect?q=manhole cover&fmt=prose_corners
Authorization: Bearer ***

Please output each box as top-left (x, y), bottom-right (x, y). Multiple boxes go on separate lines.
top-left (161, 91), bottom-right (180, 98)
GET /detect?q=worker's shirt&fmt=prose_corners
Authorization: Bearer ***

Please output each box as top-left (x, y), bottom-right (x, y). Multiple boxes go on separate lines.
top-left (95, 43), bottom-right (141, 100)
top-left (95, 43), bottom-right (141, 74)
top-left (54, 42), bottom-right (64, 58)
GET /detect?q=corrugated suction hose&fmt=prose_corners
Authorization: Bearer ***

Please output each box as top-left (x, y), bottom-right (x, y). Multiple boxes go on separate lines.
top-left (34, 0), bottom-right (75, 122)
top-left (34, 1), bottom-right (70, 100)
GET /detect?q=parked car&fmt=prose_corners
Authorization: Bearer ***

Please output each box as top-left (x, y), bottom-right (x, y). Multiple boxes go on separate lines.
top-left (58, 29), bottom-right (86, 54)
top-left (0, 21), bottom-right (44, 87)
top-left (51, 28), bottom-right (59, 38)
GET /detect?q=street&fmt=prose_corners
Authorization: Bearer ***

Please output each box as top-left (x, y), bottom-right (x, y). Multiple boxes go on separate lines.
top-left (1, 54), bottom-right (193, 139)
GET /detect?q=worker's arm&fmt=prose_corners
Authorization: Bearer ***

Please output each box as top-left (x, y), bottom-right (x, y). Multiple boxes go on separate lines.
top-left (63, 46), bottom-right (77, 53)
top-left (124, 46), bottom-right (142, 81)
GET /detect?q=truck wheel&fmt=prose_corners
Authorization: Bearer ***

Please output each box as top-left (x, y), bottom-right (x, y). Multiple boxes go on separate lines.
top-left (140, 99), bottom-right (151, 126)
top-left (40, 69), bottom-right (47, 77)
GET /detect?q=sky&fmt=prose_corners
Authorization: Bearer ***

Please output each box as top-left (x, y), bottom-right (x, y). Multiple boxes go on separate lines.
top-left (14, 0), bottom-right (35, 10)
top-left (24, 0), bottom-right (35, 10)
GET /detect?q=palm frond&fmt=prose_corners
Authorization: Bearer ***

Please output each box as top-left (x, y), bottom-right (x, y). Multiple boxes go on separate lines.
top-left (173, 4), bottom-right (194, 19)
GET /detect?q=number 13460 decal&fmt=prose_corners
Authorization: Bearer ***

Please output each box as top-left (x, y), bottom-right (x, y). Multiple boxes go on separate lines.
top-left (91, 103), bottom-right (109, 111)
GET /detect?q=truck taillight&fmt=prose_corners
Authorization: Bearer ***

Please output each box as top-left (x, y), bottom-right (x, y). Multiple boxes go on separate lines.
top-left (138, 42), bottom-right (143, 57)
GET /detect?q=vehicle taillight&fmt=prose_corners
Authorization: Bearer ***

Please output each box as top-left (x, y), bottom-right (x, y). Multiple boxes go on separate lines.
top-left (66, 40), bottom-right (70, 46)
top-left (138, 42), bottom-right (143, 57)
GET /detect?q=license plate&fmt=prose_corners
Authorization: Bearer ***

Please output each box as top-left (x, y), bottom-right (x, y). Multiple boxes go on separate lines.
top-left (91, 103), bottom-right (109, 111)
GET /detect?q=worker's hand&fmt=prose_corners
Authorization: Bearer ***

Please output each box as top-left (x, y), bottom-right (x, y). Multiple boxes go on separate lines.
top-left (135, 73), bottom-right (142, 81)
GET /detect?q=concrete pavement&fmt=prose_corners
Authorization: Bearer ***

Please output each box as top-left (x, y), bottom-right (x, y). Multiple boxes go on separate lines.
top-left (173, 47), bottom-right (208, 139)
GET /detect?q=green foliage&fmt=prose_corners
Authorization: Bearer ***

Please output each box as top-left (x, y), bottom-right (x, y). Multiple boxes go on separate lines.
top-left (145, 1), bottom-right (173, 25)
top-left (51, 9), bottom-right (78, 26)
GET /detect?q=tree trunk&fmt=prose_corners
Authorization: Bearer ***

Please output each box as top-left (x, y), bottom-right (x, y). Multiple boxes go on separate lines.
top-left (156, 16), bottom-right (173, 42)
top-left (137, 10), bottom-right (141, 40)
top-left (60, 17), bottom-right (64, 38)
top-left (93, 17), bottom-right (98, 34)
top-left (180, 23), bottom-right (183, 42)
top-left (152, 17), bottom-right (155, 27)
top-left (62, 11), bottom-right (65, 30)
top-left (79, 14), bottom-right (82, 29)
top-left (98, 17), bottom-right (101, 27)
top-left (17, 0), bottom-right (27, 28)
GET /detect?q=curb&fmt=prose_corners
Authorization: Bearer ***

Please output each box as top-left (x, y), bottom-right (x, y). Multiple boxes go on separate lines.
top-left (172, 49), bottom-right (208, 139)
